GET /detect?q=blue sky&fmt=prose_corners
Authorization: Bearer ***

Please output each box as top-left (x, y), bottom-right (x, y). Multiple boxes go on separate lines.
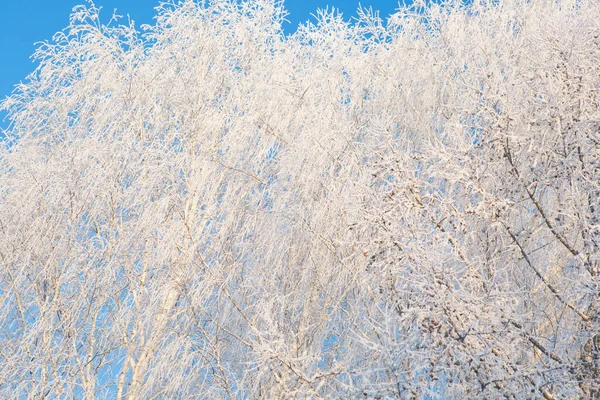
top-left (0, 0), bottom-right (400, 106)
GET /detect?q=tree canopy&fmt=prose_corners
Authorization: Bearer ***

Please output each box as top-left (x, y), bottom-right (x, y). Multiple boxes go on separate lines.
top-left (1, 0), bottom-right (599, 398)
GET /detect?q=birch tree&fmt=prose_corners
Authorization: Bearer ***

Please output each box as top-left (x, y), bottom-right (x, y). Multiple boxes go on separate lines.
top-left (1, 0), bottom-right (599, 398)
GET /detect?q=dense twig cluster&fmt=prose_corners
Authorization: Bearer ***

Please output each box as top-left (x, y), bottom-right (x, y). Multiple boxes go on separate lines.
top-left (1, 0), bottom-right (599, 398)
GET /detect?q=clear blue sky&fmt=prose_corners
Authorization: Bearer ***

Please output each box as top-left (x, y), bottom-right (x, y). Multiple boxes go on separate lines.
top-left (0, 0), bottom-right (400, 106)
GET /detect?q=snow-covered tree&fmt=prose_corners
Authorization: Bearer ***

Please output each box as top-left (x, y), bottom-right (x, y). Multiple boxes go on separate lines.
top-left (1, 0), bottom-right (599, 398)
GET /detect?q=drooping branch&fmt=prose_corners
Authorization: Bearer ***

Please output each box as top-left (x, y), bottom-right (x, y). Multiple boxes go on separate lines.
top-left (503, 141), bottom-right (580, 258)
top-left (502, 221), bottom-right (590, 322)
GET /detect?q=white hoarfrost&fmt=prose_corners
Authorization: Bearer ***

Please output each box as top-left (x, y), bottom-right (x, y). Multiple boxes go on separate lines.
top-left (1, 0), bottom-right (599, 398)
